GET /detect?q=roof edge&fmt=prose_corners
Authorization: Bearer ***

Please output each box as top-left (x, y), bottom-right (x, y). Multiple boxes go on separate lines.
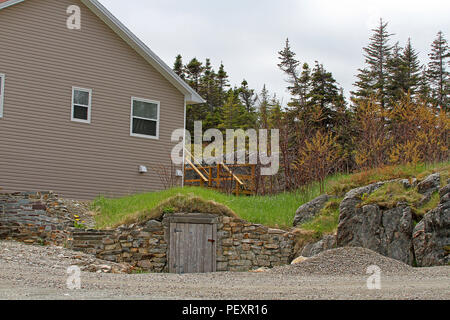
top-left (0, 0), bottom-right (24, 10)
top-left (82, 0), bottom-right (205, 104)
top-left (0, 0), bottom-right (205, 104)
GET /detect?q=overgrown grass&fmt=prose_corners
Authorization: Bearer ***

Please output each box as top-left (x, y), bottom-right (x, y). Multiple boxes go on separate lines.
top-left (93, 186), bottom-right (319, 230)
top-left (300, 198), bottom-right (343, 237)
top-left (415, 192), bottom-right (440, 217)
top-left (360, 182), bottom-right (423, 209)
top-left (360, 181), bottom-right (441, 220)
top-left (328, 162), bottom-right (450, 196)
top-left (92, 161), bottom-right (449, 230)
top-left (98, 193), bottom-right (238, 228)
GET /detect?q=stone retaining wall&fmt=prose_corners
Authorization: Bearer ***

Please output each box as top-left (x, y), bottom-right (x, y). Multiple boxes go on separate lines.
top-left (0, 191), bottom-right (295, 273)
top-left (68, 214), bottom-right (295, 272)
top-left (0, 191), bottom-right (73, 246)
top-left (216, 216), bottom-right (294, 271)
top-left (68, 221), bottom-right (167, 272)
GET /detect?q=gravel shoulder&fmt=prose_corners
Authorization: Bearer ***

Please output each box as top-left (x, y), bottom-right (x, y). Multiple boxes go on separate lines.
top-left (0, 241), bottom-right (449, 300)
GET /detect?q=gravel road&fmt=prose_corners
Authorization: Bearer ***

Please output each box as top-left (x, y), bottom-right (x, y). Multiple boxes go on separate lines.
top-left (0, 241), bottom-right (449, 300)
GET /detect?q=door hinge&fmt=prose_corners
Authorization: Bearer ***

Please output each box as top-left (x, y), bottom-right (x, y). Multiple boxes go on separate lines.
top-left (208, 239), bottom-right (215, 243)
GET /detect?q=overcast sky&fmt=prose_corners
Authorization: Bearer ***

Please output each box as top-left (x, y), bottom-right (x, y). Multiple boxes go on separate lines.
top-left (99, 0), bottom-right (449, 105)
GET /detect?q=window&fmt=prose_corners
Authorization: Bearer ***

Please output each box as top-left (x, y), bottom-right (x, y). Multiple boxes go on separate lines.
top-left (130, 97), bottom-right (159, 139)
top-left (0, 73), bottom-right (5, 118)
top-left (71, 87), bottom-right (92, 123)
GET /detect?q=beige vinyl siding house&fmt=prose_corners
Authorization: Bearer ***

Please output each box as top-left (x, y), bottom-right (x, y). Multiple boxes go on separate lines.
top-left (0, 0), bottom-right (203, 199)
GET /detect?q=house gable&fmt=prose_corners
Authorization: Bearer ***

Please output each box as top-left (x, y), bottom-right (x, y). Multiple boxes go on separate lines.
top-left (0, 0), bottom-right (192, 199)
top-left (0, 0), bottom-right (204, 104)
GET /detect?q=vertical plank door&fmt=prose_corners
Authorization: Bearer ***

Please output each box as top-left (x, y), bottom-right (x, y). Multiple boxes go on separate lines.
top-left (169, 222), bottom-right (216, 274)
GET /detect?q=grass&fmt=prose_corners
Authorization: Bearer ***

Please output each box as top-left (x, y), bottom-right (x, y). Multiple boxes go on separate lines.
top-left (415, 192), bottom-right (440, 216)
top-left (92, 161), bottom-right (449, 230)
top-left (360, 180), bottom-right (441, 221)
top-left (328, 162), bottom-right (450, 196)
top-left (360, 182), bottom-right (423, 209)
top-left (300, 198), bottom-right (343, 237)
top-left (93, 187), bottom-right (318, 230)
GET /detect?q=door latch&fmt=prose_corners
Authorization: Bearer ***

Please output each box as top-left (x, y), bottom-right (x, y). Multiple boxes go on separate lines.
top-left (208, 239), bottom-right (215, 243)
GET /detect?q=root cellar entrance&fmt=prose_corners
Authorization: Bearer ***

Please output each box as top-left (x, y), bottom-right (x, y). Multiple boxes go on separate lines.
top-left (166, 214), bottom-right (218, 274)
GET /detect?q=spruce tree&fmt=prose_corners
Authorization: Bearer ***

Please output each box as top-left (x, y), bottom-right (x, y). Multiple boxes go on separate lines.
top-left (216, 63), bottom-right (230, 104)
top-left (351, 67), bottom-right (373, 104)
top-left (386, 42), bottom-right (405, 103)
top-left (238, 80), bottom-right (257, 113)
top-left (308, 62), bottom-right (340, 111)
top-left (297, 63), bottom-right (312, 109)
top-left (173, 54), bottom-right (185, 79)
top-left (401, 38), bottom-right (422, 95)
top-left (418, 69), bottom-right (432, 103)
top-left (277, 39), bottom-right (304, 108)
top-left (352, 18), bottom-right (394, 108)
top-left (200, 58), bottom-right (216, 112)
top-left (257, 85), bottom-right (271, 129)
top-left (185, 58), bottom-right (204, 91)
top-left (426, 31), bottom-right (449, 110)
top-left (218, 90), bottom-right (248, 130)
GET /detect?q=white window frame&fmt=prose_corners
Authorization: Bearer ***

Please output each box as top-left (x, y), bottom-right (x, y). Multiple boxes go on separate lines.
top-left (130, 97), bottom-right (160, 140)
top-left (0, 73), bottom-right (5, 118)
top-left (71, 87), bottom-right (92, 123)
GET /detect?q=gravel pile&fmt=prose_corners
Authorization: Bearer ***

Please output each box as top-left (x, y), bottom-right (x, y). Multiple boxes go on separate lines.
top-left (271, 247), bottom-right (414, 276)
top-left (0, 241), bottom-right (448, 299)
top-left (0, 241), bottom-right (132, 274)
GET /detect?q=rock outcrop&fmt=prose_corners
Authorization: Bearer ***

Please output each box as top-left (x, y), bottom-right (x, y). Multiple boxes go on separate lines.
top-left (413, 183), bottom-right (450, 267)
top-left (417, 173), bottom-right (440, 195)
top-left (293, 194), bottom-right (331, 226)
top-left (301, 235), bottom-right (337, 257)
top-left (337, 182), bottom-right (415, 265)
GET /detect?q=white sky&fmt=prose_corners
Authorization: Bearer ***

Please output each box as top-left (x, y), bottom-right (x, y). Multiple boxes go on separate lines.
top-left (99, 0), bottom-right (450, 105)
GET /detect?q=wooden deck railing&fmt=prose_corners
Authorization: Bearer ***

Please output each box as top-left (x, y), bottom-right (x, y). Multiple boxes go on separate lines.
top-left (183, 149), bottom-right (256, 196)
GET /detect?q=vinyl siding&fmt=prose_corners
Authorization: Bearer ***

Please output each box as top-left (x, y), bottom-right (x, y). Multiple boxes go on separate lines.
top-left (0, 0), bottom-right (185, 199)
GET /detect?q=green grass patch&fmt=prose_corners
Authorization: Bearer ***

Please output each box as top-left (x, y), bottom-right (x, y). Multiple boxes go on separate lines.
top-left (360, 182), bottom-right (441, 221)
top-left (93, 186), bottom-right (320, 230)
top-left (300, 198), bottom-right (343, 237)
top-left (360, 182), bottom-right (423, 209)
top-left (329, 162), bottom-right (450, 196)
top-left (92, 162), bottom-right (449, 230)
top-left (415, 191), bottom-right (440, 217)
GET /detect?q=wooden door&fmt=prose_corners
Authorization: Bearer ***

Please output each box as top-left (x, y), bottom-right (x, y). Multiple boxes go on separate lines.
top-left (169, 222), bottom-right (216, 274)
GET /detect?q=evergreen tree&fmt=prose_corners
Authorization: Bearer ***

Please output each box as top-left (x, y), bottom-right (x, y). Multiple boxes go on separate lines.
top-left (297, 63), bottom-right (312, 109)
top-left (351, 67), bottom-right (373, 105)
top-left (216, 63), bottom-right (230, 103)
top-left (308, 62), bottom-right (341, 111)
top-left (238, 80), bottom-right (257, 113)
top-left (199, 58), bottom-right (217, 112)
top-left (257, 85), bottom-right (271, 129)
top-left (277, 39), bottom-right (304, 108)
top-left (426, 31), bottom-right (449, 110)
top-left (352, 18), bottom-right (394, 108)
top-left (418, 68), bottom-right (432, 103)
top-left (218, 90), bottom-right (249, 130)
top-left (173, 54), bottom-right (185, 79)
top-left (401, 38), bottom-right (422, 95)
top-left (386, 42), bottom-right (405, 103)
top-left (185, 58), bottom-right (204, 91)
